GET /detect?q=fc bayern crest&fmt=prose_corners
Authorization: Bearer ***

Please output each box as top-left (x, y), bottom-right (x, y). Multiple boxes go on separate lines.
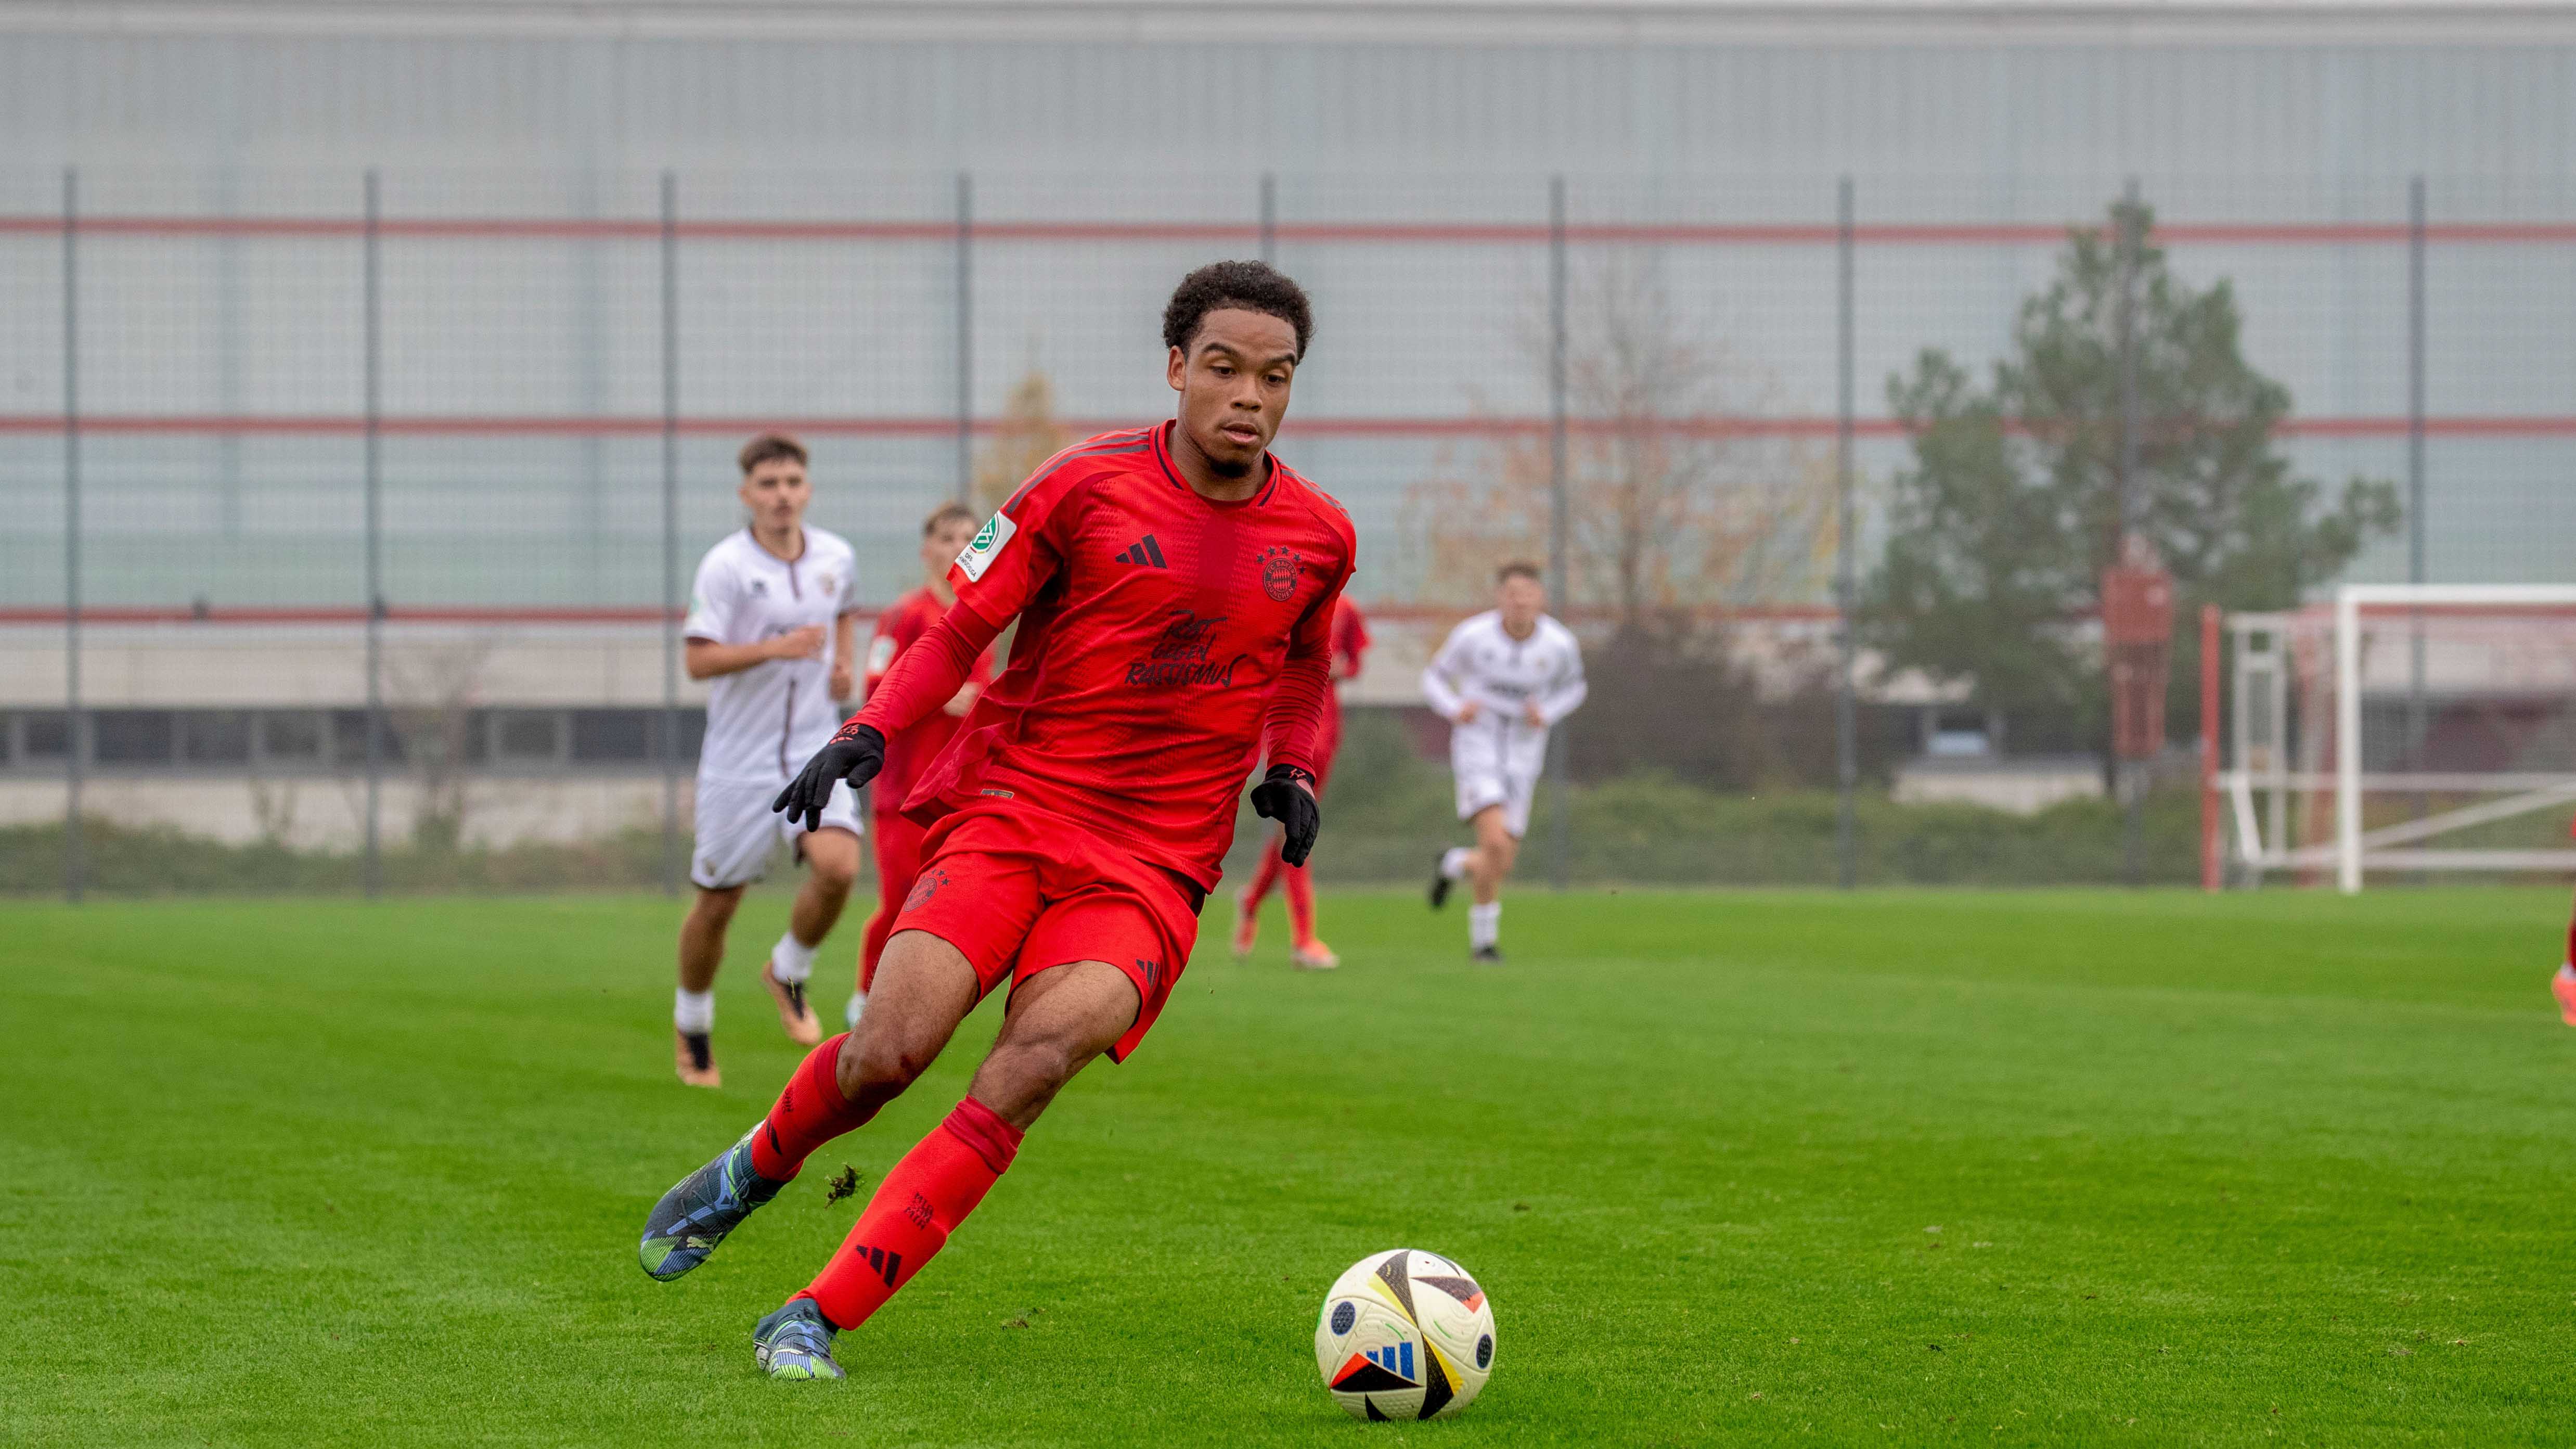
top-left (1259, 546), bottom-right (1302, 602)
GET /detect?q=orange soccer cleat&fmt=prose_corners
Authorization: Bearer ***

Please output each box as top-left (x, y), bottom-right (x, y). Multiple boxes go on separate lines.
top-left (2554, 964), bottom-right (2576, 1027)
top-left (1231, 893), bottom-right (1261, 959)
top-left (761, 962), bottom-right (825, 1047)
top-left (674, 1028), bottom-right (722, 1089)
top-left (1292, 941), bottom-right (1339, 972)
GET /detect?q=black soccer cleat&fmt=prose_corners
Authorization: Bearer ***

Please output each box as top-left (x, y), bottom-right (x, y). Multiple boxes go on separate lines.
top-left (1470, 945), bottom-right (1505, 966)
top-left (1428, 854), bottom-right (1454, 911)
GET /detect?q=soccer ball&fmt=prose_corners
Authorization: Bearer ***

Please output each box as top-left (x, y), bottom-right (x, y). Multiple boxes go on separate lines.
top-left (1313, 1248), bottom-right (1496, 1420)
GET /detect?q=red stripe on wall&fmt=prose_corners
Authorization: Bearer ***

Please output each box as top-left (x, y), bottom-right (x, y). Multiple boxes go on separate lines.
top-left (4, 215), bottom-right (2576, 246)
top-left (3, 414), bottom-right (2573, 440)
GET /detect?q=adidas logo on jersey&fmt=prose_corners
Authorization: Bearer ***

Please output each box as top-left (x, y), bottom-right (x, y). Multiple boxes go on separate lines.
top-left (1114, 535), bottom-right (1169, 568)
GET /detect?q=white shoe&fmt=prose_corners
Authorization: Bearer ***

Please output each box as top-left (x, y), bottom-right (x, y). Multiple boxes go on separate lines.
top-left (844, 991), bottom-right (867, 1032)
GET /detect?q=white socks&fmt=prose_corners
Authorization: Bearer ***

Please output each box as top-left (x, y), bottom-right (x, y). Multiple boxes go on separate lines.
top-left (674, 987), bottom-right (715, 1035)
top-left (1440, 847), bottom-right (1473, 881)
top-left (845, 990), bottom-right (868, 1032)
top-left (769, 931), bottom-right (818, 985)
top-left (1468, 902), bottom-right (1500, 950)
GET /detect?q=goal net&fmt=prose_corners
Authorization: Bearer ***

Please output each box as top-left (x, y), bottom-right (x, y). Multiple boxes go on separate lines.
top-left (2217, 585), bottom-right (2576, 892)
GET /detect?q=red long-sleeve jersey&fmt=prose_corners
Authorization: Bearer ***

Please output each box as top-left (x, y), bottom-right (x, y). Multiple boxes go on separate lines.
top-left (849, 423), bottom-right (1356, 891)
top-left (862, 586), bottom-right (995, 810)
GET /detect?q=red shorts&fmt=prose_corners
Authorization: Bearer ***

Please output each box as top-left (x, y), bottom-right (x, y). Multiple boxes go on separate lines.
top-left (859, 803), bottom-right (930, 988)
top-left (891, 800), bottom-right (1204, 1062)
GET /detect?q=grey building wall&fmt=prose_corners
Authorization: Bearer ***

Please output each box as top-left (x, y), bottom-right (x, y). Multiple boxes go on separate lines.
top-left (2, 6), bottom-right (2572, 609)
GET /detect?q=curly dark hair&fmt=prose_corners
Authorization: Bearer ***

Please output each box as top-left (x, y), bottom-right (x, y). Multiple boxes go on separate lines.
top-left (1162, 260), bottom-right (1312, 361)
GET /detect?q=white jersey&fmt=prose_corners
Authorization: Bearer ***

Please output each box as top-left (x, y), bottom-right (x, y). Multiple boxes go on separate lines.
top-left (684, 527), bottom-right (860, 785)
top-left (1420, 610), bottom-right (1588, 729)
top-left (1422, 610), bottom-right (1587, 836)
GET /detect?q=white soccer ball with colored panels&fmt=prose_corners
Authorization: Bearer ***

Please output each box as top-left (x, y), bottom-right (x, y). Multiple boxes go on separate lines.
top-left (1313, 1248), bottom-right (1496, 1420)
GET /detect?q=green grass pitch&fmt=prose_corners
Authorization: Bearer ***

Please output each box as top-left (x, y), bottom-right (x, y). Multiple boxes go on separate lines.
top-left (3, 886), bottom-right (2573, 1445)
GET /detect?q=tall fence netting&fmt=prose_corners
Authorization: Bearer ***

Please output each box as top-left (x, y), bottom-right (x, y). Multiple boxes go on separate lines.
top-left (4, 166), bottom-right (2573, 894)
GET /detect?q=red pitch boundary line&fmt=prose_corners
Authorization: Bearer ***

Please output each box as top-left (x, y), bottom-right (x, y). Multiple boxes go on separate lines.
top-left (4, 216), bottom-right (2576, 246)
top-left (6, 415), bottom-right (2575, 440)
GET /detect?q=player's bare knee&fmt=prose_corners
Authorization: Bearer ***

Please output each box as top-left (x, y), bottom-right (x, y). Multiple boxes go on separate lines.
top-left (985, 1035), bottom-right (1080, 1098)
top-left (967, 1034), bottom-right (1089, 1130)
top-left (974, 960), bottom-right (1134, 1114)
top-left (840, 1020), bottom-right (937, 1103)
top-left (688, 886), bottom-right (744, 929)
top-left (808, 853), bottom-right (858, 897)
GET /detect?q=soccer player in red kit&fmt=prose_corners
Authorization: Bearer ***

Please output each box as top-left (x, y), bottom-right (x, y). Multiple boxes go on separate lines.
top-left (844, 501), bottom-right (993, 1032)
top-left (1233, 598), bottom-right (1370, 969)
top-left (2554, 814), bottom-right (2576, 1025)
top-left (637, 261), bottom-right (1356, 1382)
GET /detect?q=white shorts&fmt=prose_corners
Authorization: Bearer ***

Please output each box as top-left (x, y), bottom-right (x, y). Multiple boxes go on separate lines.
top-left (1449, 716), bottom-right (1549, 839)
top-left (691, 773), bottom-right (862, 891)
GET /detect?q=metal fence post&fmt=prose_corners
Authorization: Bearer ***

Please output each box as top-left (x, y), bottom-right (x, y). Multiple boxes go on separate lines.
top-left (363, 169), bottom-right (384, 897)
top-left (61, 168), bottom-right (82, 904)
top-left (661, 170), bottom-right (682, 897)
top-left (1258, 172), bottom-right (1277, 266)
top-left (2116, 177), bottom-right (2143, 887)
top-left (2406, 175), bottom-right (2428, 819)
top-left (954, 171), bottom-right (973, 506)
top-left (1545, 175), bottom-right (1570, 893)
top-left (1834, 175), bottom-right (1858, 890)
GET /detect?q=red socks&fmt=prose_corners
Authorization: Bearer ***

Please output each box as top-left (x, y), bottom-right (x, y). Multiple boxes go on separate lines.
top-left (1245, 853), bottom-right (1319, 947)
top-left (749, 1047), bottom-right (1029, 1333)
top-left (1283, 861), bottom-right (1317, 947)
top-left (748, 1033), bottom-right (876, 1181)
top-left (1244, 850), bottom-right (1284, 909)
top-left (799, 1097), bottom-right (1022, 1331)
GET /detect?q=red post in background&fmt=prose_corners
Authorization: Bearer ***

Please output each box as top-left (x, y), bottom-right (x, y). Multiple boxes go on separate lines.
top-left (2102, 536), bottom-right (2173, 888)
top-left (2102, 541), bottom-right (2176, 762)
top-left (2199, 602), bottom-right (2222, 892)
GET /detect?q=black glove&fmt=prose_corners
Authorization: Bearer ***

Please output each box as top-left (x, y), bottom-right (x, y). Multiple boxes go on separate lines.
top-left (773, 723), bottom-right (885, 832)
top-left (1250, 764), bottom-right (1322, 867)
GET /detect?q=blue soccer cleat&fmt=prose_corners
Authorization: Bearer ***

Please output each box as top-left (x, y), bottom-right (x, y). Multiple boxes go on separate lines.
top-left (753, 1298), bottom-right (845, 1380)
top-left (637, 1126), bottom-right (787, 1281)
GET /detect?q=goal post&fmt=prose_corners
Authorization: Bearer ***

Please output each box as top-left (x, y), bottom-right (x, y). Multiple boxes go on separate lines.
top-left (2214, 583), bottom-right (2576, 893)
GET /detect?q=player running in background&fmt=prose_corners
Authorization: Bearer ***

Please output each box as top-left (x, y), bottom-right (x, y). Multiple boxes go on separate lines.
top-left (669, 434), bottom-right (864, 1087)
top-left (2554, 918), bottom-right (2576, 1025)
top-left (845, 501), bottom-right (993, 1031)
top-left (2554, 815), bottom-right (2576, 1024)
top-left (1422, 562), bottom-right (1586, 963)
top-left (1234, 598), bottom-right (1370, 969)
top-left (637, 262), bottom-right (1355, 1381)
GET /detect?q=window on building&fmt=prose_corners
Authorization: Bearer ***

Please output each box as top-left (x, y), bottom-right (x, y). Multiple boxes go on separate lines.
top-left (259, 712), bottom-right (325, 764)
top-left (21, 712), bottom-right (69, 762)
top-left (182, 711), bottom-right (254, 765)
top-left (331, 710), bottom-right (405, 766)
top-left (571, 709), bottom-right (651, 763)
top-left (94, 711), bottom-right (176, 766)
top-left (491, 710), bottom-right (564, 765)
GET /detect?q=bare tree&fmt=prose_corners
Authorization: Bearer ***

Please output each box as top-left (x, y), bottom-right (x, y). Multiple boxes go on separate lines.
top-left (974, 369), bottom-right (1073, 512)
top-left (382, 637), bottom-right (499, 852)
top-left (1406, 254), bottom-right (1837, 625)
